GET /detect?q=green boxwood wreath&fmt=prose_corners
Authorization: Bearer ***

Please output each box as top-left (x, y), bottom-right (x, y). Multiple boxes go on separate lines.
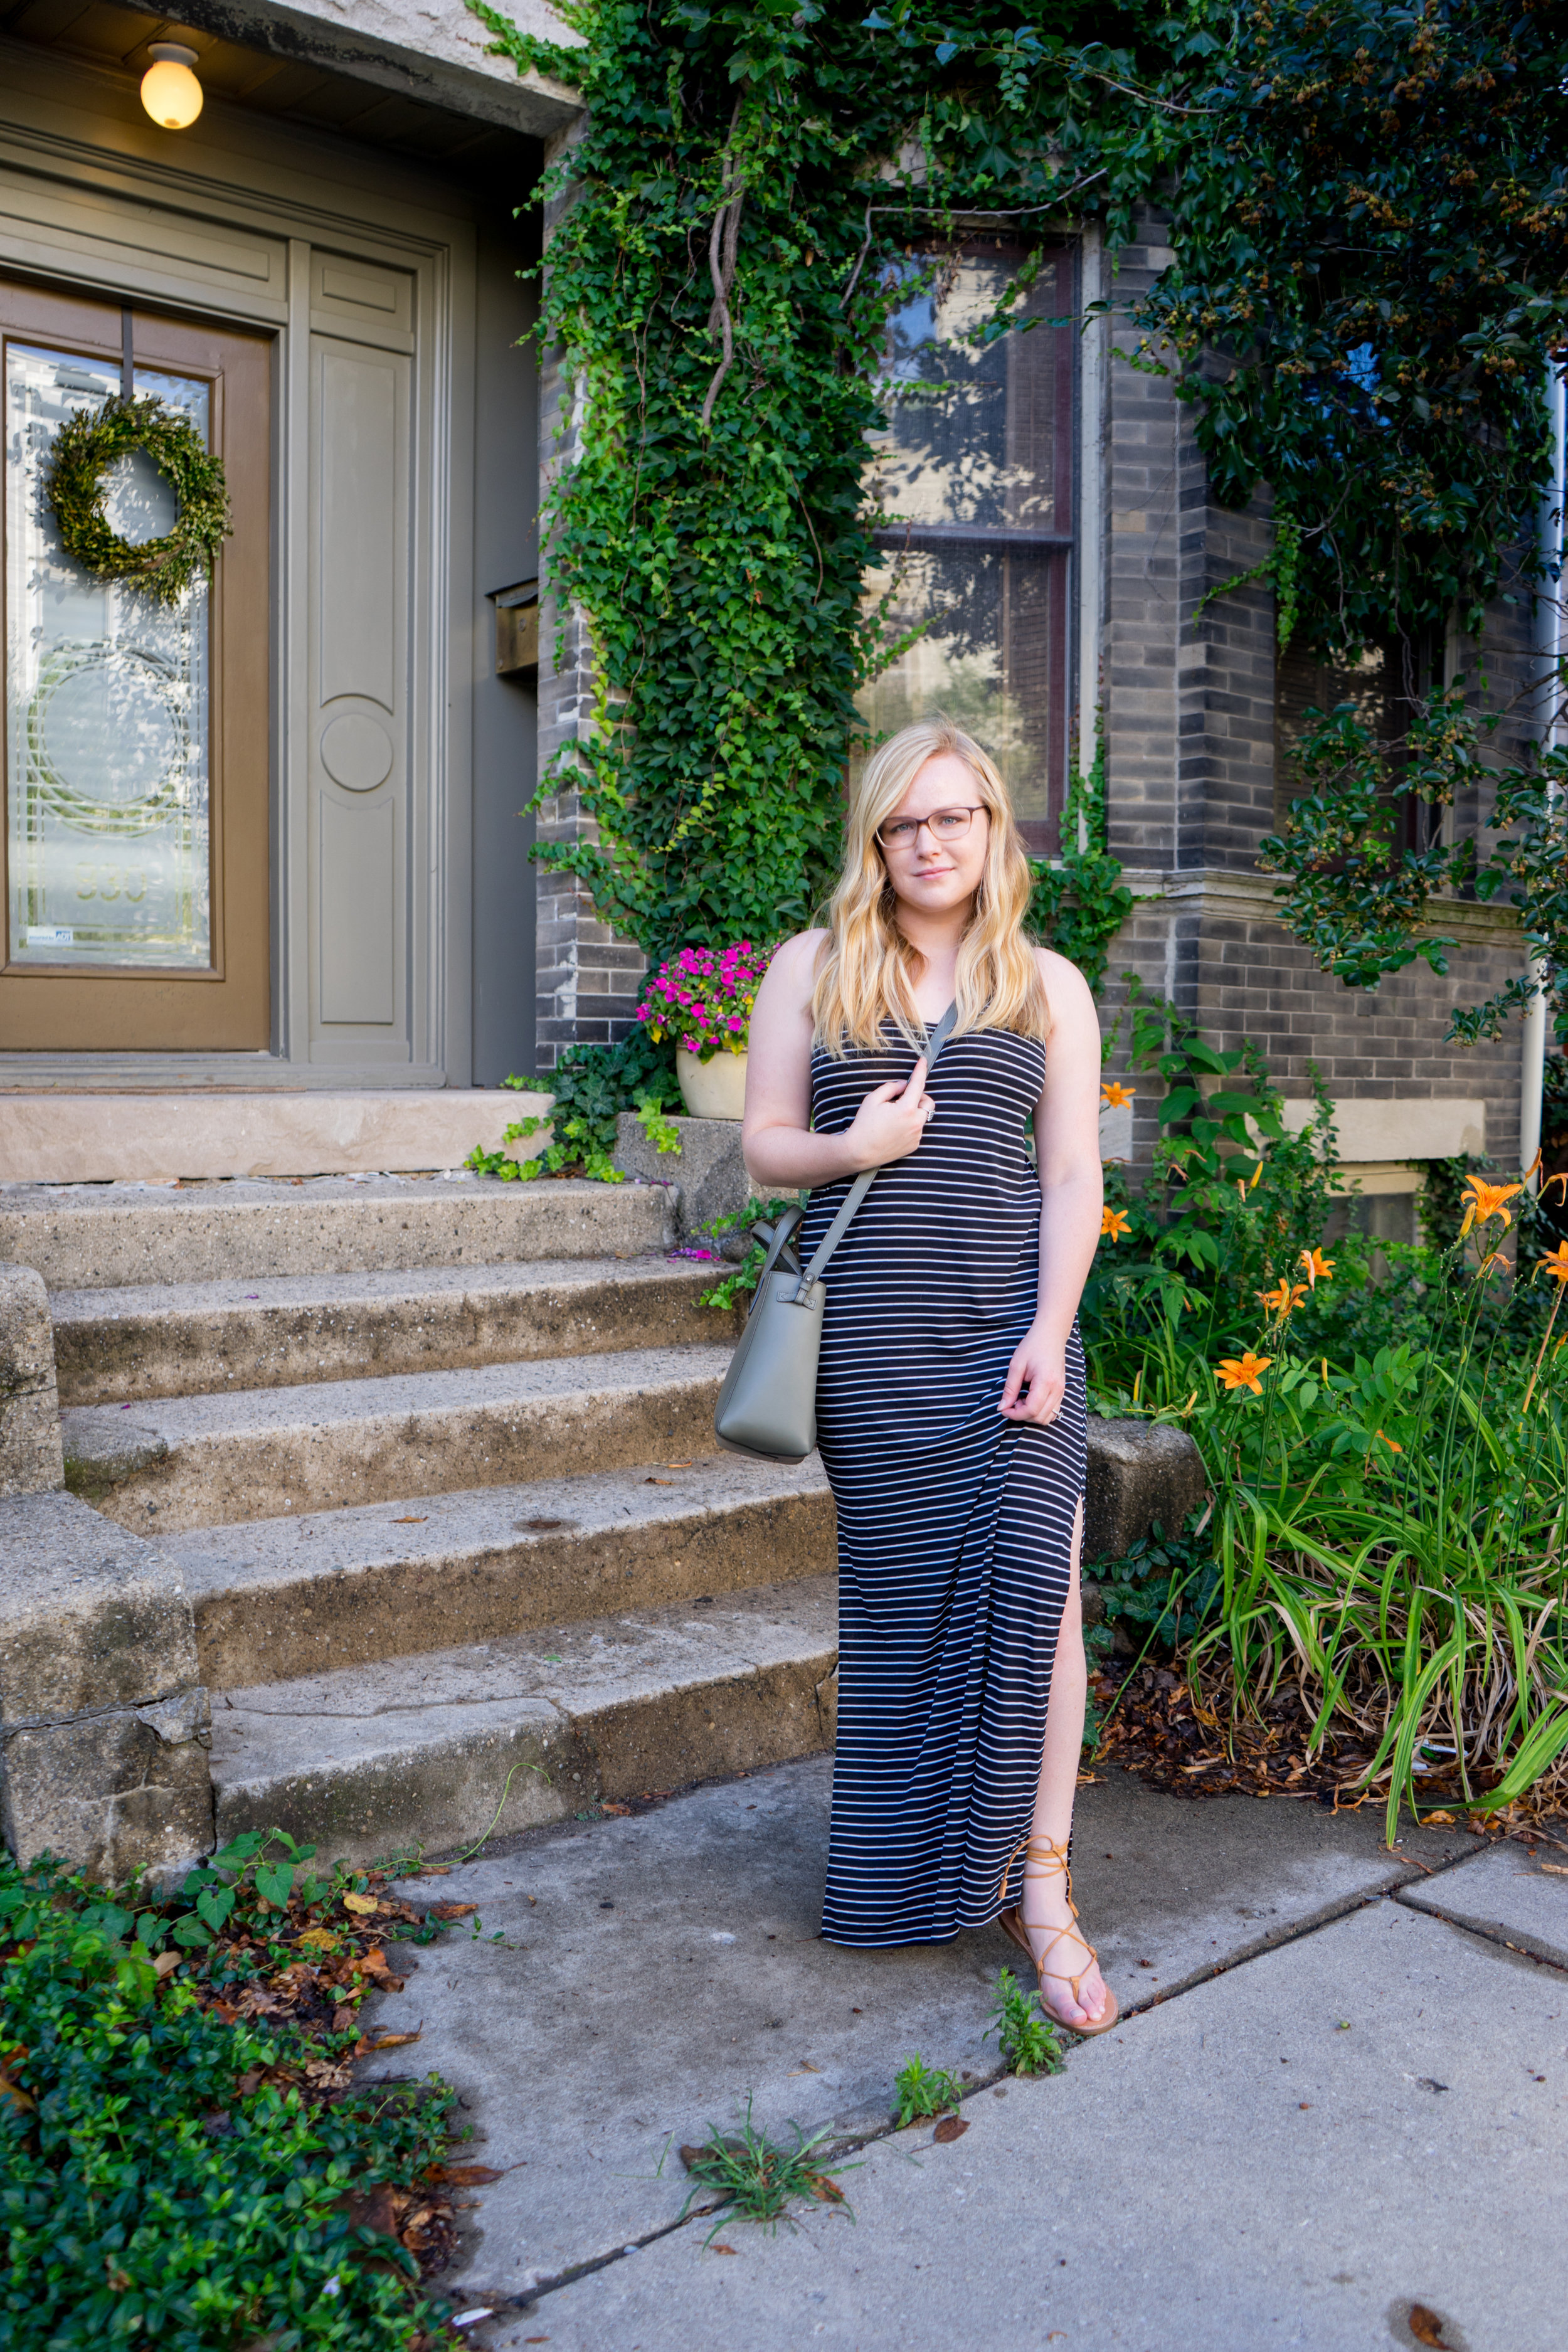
top-left (45, 393), bottom-right (231, 607)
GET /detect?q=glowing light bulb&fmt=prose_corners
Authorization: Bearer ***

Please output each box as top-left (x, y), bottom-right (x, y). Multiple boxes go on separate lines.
top-left (140, 44), bottom-right (203, 131)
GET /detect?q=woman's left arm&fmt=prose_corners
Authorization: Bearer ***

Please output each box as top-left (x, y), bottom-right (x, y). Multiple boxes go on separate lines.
top-left (998, 951), bottom-right (1105, 1425)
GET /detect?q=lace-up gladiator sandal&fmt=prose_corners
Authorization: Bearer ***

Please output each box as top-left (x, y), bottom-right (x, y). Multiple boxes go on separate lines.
top-left (996, 1835), bottom-right (1120, 2037)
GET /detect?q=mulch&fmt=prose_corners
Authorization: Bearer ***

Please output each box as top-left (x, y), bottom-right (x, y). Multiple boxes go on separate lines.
top-left (1091, 1658), bottom-right (1567, 1839)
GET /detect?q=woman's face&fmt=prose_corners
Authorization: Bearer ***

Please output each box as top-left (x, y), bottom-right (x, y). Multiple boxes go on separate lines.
top-left (877, 751), bottom-right (992, 921)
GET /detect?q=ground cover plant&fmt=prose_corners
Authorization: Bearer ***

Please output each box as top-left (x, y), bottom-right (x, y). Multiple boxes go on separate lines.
top-left (0, 1833), bottom-right (482, 2351)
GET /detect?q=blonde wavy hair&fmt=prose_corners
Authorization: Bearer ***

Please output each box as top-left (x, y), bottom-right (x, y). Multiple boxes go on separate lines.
top-left (812, 717), bottom-right (1050, 1056)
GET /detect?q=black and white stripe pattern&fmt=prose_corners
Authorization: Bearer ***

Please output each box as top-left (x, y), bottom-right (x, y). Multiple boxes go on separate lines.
top-left (801, 1022), bottom-right (1088, 1947)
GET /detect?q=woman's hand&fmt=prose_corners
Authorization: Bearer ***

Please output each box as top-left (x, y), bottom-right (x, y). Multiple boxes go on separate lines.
top-left (843, 1056), bottom-right (935, 1171)
top-left (998, 1322), bottom-right (1067, 1424)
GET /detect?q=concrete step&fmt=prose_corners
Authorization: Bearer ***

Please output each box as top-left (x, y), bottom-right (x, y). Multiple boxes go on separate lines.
top-left (208, 1573), bottom-right (839, 1865)
top-left (51, 1255), bottom-right (729, 1406)
top-left (168, 1452), bottom-right (834, 1688)
top-left (61, 1344), bottom-right (734, 1533)
top-left (0, 1173), bottom-right (673, 1291)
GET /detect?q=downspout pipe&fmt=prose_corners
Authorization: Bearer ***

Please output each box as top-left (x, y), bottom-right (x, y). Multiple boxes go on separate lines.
top-left (1521, 360), bottom-right (1567, 1183)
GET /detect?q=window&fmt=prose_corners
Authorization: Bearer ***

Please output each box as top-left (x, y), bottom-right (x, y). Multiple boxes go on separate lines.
top-left (857, 242), bottom-right (1075, 851)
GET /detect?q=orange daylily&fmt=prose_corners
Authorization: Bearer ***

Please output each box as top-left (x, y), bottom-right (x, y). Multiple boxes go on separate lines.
top-left (1101, 1206), bottom-right (1131, 1241)
top-left (1298, 1248), bottom-right (1335, 1285)
top-left (1258, 1280), bottom-right (1309, 1318)
top-left (1374, 1429), bottom-right (1404, 1454)
top-left (1215, 1352), bottom-right (1273, 1395)
top-left (1538, 1242), bottom-right (1568, 1286)
top-left (1100, 1081), bottom-right (1136, 1108)
top-left (1458, 1175), bottom-right (1524, 1237)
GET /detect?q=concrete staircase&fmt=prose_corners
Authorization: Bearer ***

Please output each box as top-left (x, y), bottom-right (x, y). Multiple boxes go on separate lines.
top-left (4, 1175), bottom-right (839, 1867)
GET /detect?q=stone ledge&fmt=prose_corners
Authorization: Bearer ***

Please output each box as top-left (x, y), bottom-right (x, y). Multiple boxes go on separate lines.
top-left (0, 1091), bottom-right (554, 1185)
top-left (0, 1264), bottom-right (61, 1497)
top-left (613, 1112), bottom-right (750, 1236)
top-left (1084, 1417), bottom-right (1208, 1565)
top-left (0, 1491), bottom-right (211, 1882)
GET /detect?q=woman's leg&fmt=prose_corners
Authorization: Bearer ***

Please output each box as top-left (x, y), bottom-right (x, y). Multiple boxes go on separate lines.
top-left (1019, 1495), bottom-right (1111, 2026)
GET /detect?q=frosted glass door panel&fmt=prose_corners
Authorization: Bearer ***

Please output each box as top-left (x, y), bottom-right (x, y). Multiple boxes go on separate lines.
top-left (5, 342), bottom-right (212, 968)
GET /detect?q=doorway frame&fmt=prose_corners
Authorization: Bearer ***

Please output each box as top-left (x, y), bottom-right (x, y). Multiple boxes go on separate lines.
top-left (0, 38), bottom-right (480, 1086)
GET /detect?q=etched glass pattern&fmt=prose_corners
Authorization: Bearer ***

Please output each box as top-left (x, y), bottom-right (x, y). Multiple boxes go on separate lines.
top-left (5, 342), bottom-right (212, 969)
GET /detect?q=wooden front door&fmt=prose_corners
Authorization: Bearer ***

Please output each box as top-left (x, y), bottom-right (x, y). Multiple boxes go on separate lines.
top-left (1, 281), bottom-right (269, 1049)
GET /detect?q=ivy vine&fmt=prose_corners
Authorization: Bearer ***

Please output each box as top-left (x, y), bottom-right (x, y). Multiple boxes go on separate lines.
top-left (472, 0), bottom-right (1567, 1051)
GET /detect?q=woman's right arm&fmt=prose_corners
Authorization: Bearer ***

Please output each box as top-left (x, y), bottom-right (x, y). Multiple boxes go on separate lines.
top-left (741, 932), bottom-right (934, 1190)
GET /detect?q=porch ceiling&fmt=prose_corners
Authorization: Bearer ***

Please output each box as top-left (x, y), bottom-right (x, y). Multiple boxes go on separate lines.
top-left (0, 0), bottom-right (575, 173)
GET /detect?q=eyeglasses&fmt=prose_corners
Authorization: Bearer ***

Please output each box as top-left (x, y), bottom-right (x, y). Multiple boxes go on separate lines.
top-left (876, 805), bottom-right (989, 849)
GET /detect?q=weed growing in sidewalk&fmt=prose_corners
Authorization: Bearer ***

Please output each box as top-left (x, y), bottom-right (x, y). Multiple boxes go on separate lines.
top-left (890, 2055), bottom-right (963, 2126)
top-left (677, 2099), bottom-right (856, 2240)
top-left (985, 1969), bottom-right (1066, 2076)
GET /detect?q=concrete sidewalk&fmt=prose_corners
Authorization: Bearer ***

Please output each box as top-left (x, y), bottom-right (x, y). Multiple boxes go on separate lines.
top-left (361, 1761), bottom-right (1567, 2351)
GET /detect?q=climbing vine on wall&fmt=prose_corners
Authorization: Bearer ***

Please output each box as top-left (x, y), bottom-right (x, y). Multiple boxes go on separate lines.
top-left (475, 0), bottom-right (1567, 1033)
top-left (470, 0), bottom-right (1180, 978)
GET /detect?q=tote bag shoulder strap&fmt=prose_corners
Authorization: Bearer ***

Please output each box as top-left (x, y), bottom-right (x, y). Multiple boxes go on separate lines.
top-left (794, 1001), bottom-right (960, 1303)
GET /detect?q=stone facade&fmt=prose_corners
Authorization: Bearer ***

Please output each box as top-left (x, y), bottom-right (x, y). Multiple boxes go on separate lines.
top-left (534, 210), bottom-right (1532, 1171)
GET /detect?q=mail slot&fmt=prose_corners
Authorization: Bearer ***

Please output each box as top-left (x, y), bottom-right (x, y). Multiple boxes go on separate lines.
top-left (492, 579), bottom-right (539, 675)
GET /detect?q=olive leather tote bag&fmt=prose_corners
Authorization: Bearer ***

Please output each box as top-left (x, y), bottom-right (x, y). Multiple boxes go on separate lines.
top-left (713, 1004), bottom-right (958, 1463)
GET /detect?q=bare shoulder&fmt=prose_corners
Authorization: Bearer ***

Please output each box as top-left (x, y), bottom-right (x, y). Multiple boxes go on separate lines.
top-left (761, 929), bottom-right (830, 1002)
top-left (1032, 944), bottom-right (1098, 1030)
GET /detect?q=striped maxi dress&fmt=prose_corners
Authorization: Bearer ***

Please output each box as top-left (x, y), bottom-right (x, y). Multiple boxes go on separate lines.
top-left (798, 1017), bottom-right (1088, 1947)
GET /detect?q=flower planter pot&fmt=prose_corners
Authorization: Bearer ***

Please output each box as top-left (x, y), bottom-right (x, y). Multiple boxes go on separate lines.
top-left (676, 1047), bottom-right (748, 1120)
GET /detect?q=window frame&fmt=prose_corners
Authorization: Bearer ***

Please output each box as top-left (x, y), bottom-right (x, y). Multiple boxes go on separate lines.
top-left (867, 237), bottom-right (1077, 856)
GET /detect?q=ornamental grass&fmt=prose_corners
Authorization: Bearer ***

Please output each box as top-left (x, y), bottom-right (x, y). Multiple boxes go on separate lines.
top-left (1089, 1187), bottom-right (1568, 1835)
top-left (1085, 988), bottom-right (1568, 1833)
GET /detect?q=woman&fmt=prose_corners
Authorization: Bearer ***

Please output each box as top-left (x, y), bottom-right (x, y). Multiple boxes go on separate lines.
top-left (743, 717), bottom-right (1115, 2033)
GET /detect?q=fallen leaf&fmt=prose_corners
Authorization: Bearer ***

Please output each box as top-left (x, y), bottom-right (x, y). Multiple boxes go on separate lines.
top-left (0, 2070), bottom-right (34, 2113)
top-left (1408, 2306), bottom-right (1448, 2348)
top-left (789, 2062), bottom-right (823, 2075)
top-left (297, 1927), bottom-right (339, 1951)
top-left (600, 1803), bottom-right (633, 1816)
top-left (152, 1950), bottom-right (182, 1978)
top-left (932, 2116), bottom-right (968, 2144)
top-left (368, 2032), bottom-right (423, 2051)
top-left (663, 1461), bottom-right (694, 1470)
top-left (810, 2175), bottom-right (845, 2201)
top-left (342, 1892), bottom-right (379, 1917)
top-left (438, 2163), bottom-right (508, 2186)
top-left (644, 1477), bottom-right (675, 1486)
top-left (1538, 1860), bottom-right (1568, 1877)
top-left (709, 2244), bottom-right (738, 2256)
top-left (337, 2182), bottom-right (403, 2237)
top-left (429, 1902), bottom-right (477, 1920)
top-left (392, 1517), bottom-right (428, 1525)
top-left (1419, 1811), bottom-right (1456, 1826)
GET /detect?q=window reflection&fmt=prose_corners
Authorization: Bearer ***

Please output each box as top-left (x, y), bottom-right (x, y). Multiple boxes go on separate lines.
top-left (857, 246), bottom-right (1073, 847)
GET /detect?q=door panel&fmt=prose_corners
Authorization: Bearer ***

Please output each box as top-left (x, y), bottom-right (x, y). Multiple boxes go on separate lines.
top-left (309, 335), bottom-right (408, 1056)
top-left (0, 280), bottom-right (270, 1048)
top-left (319, 794), bottom-right (394, 1022)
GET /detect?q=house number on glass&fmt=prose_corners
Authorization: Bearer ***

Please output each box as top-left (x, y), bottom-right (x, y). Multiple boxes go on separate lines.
top-left (5, 342), bottom-right (212, 969)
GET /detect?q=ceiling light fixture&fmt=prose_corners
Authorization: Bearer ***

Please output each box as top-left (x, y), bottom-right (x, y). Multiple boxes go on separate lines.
top-left (140, 43), bottom-right (204, 131)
